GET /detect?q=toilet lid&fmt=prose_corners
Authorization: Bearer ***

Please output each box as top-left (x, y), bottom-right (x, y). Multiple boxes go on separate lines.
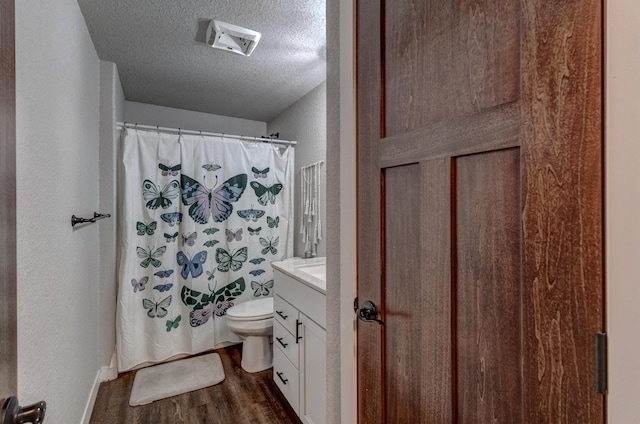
top-left (226, 297), bottom-right (273, 321)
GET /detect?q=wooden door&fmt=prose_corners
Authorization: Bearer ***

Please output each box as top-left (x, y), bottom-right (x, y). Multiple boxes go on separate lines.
top-left (0, 0), bottom-right (16, 406)
top-left (356, 0), bottom-right (603, 423)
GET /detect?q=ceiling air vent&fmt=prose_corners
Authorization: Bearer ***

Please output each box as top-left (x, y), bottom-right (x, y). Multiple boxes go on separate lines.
top-left (206, 20), bottom-right (261, 57)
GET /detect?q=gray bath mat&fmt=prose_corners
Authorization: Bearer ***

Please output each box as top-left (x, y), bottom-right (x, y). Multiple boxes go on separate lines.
top-left (129, 353), bottom-right (225, 406)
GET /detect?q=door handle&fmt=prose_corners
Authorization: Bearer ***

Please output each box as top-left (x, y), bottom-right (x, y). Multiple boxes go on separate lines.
top-left (2, 396), bottom-right (46, 424)
top-left (354, 297), bottom-right (384, 326)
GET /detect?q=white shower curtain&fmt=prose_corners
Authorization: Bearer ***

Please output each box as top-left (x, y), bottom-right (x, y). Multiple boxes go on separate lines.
top-left (117, 128), bottom-right (294, 371)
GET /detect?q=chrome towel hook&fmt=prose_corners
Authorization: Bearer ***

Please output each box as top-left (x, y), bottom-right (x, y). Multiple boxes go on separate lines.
top-left (71, 212), bottom-right (111, 227)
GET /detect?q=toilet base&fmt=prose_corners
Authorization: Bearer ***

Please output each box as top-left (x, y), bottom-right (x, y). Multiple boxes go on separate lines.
top-left (240, 335), bottom-right (273, 373)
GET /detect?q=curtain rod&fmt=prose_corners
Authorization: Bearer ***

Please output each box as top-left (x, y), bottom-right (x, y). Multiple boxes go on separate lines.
top-left (116, 122), bottom-right (297, 146)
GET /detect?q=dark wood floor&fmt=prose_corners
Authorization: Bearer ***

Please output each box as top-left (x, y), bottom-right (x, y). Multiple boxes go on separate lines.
top-left (89, 345), bottom-right (301, 424)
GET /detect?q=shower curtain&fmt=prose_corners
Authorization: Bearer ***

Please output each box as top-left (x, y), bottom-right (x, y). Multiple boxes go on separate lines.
top-left (117, 128), bottom-right (294, 371)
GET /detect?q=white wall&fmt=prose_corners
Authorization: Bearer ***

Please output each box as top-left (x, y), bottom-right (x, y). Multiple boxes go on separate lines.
top-left (606, 1), bottom-right (640, 422)
top-left (327, 0), bottom-right (357, 422)
top-left (268, 83), bottom-right (327, 258)
top-left (97, 61), bottom-right (125, 378)
top-left (124, 101), bottom-right (266, 137)
top-left (15, 0), bottom-right (102, 422)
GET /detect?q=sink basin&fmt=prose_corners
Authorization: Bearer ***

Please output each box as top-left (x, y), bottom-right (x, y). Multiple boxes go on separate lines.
top-left (295, 264), bottom-right (326, 281)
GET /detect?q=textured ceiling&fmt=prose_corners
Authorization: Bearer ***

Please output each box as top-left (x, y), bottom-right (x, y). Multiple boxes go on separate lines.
top-left (77, 0), bottom-right (326, 122)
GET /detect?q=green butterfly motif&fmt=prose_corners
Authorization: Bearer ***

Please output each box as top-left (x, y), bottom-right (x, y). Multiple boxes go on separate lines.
top-left (267, 216), bottom-right (279, 229)
top-left (206, 269), bottom-right (216, 280)
top-left (166, 315), bottom-right (181, 332)
top-left (250, 182), bottom-right (283, 206)
top-left (159, 163), bottom-right (181, 176)
top-left (259, 237), bottom-right (279, 256)
top-left (215, 247), bottom-right (248, 272)
top-left (202, 162), bottom-right (222, 172)
top-left (137, 246), bottom-right (166, 268)
top-left (142, 295), bottom-right (172, 318)
top-left (164, 232), bottom-right (178, 242)
top-left (204, 239), bottom-right (220, 248)
top-left (203, 227), bottom-right (220, 235)
top-left (180, 278), bottom-right (246, 327)
top-left (136, 221), bottom-right (157, 236)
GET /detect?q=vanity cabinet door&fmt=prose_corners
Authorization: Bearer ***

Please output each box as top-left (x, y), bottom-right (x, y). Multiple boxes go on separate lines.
top-left (299, 313), bottom-right (326, 424)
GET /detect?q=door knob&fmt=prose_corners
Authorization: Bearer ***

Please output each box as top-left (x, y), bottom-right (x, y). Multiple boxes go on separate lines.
top-left (2, 396), bottom-right (46, 424)
top-left (354, 297), bottom-right (384, 326)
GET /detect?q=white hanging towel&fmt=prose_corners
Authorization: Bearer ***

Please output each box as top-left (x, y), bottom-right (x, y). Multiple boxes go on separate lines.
top-left (300, 160), bottom-right (323, 256)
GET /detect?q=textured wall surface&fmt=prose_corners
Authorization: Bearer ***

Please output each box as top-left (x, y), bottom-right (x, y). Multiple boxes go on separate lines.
top-left (268, 82), bottom-right (327, 258)
top-left (606, 1), bottom-right (640, 422)
top-left (15, 0), bottom-right (101, 422)
top-left (98, 61), bottom-right (124, 372)
top-left (325, 0), bottom-right (341, 421)
top-left (124, 101), bottom-right (266, 137)
top-left (326, 0), bottom-right (358, 422)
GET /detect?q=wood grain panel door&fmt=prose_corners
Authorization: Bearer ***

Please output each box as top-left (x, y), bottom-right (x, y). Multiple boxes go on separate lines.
top-left (355, 0), bottom-right (604, 423)
top-left (0, 0), bottom-right (17, 405)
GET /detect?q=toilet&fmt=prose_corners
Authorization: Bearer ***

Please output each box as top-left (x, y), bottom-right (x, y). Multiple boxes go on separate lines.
top-left (226, 297), bottom-right (274, 373)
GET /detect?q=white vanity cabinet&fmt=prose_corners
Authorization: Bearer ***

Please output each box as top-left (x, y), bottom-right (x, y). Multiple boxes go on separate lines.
top-left (272, 259), bottom-right (326, 424)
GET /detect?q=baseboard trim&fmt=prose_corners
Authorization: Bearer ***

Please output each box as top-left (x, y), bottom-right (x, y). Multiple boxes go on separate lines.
top-left (99, 351), bottom-right (118, 382)
top-left (80, 370), bottom-right (101, 424)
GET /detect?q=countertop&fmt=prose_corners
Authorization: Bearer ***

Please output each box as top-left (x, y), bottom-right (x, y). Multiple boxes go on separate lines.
top-left (271, 257), bottom-right (326, 294)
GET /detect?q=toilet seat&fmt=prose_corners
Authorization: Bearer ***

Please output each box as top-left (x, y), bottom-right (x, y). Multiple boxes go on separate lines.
top-left (227, 297), bottom-right (273, 321)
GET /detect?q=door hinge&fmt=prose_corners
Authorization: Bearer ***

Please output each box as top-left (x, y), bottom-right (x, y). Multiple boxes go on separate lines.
top-left (594, 332), bottom-right (607, 394)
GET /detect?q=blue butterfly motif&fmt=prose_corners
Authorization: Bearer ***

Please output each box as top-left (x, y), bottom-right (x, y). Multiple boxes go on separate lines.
top-left (160, 212), bottom-right (183, 226)
top-left (181, 174), bottom-right (247, 224)
top-left (177, 251), bottom-right (208, 279)
top-left (237, 208), bottom-right (265, 222)
top-left (249, 269), bottom-right (265, 277)
top-left (249, 258), bottom-right (266, 265)
top-left (153, 283), bottom-right (174, 293)
top-left (154, 269), bottom-right (174, 279)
